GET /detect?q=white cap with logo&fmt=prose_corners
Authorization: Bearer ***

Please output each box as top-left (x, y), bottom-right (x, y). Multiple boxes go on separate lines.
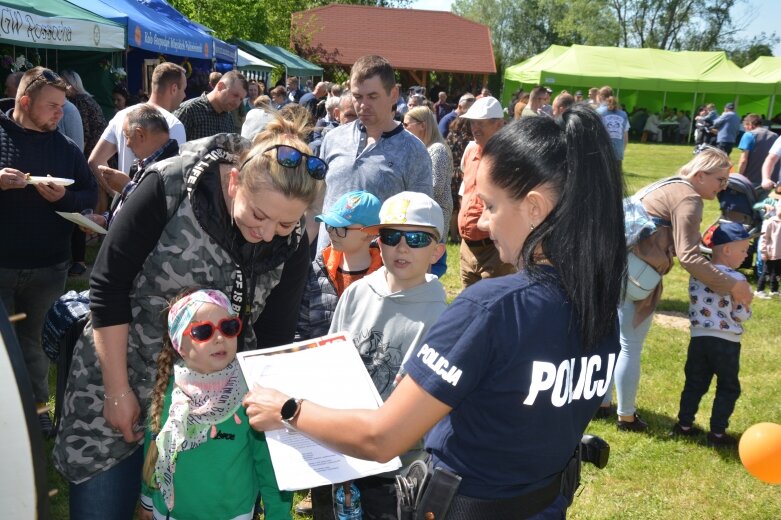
top-left (363, 191), bottom-right (444, 240)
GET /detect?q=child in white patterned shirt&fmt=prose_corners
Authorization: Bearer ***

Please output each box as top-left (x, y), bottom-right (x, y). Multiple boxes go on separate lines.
top-left (673, 222), bottom-right (752, 447)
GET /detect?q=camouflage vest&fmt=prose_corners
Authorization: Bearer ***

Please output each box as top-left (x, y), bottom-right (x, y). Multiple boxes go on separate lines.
top-left (54, 134), bottom-right (301, 483)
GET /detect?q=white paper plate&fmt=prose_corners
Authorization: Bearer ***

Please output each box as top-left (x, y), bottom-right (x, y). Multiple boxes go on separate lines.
top-left (26, 176), bottom-right (74, 186)
top-left (55, 212), bottom-right (107, 234)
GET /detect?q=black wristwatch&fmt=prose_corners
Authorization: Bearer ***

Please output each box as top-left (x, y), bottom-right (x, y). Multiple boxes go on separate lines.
top-left (280, 397), bottom-right (303, 430)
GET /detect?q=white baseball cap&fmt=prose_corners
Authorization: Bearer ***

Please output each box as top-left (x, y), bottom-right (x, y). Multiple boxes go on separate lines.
top-left (362, 191), bottom-right (444, 240)
top-left (461, 96), bottom-right (503, 120)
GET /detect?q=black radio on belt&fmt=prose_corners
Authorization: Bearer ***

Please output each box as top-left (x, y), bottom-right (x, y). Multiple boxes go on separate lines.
top-left (580, 434), bottom-right (610, 469)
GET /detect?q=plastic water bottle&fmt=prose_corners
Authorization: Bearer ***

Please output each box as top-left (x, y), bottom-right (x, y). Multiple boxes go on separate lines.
top-left (334, 482), bottom-right (363, 520)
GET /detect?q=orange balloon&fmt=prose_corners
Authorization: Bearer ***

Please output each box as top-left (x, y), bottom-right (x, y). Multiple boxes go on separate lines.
top-left (739, 422), bottom-right (781, 484)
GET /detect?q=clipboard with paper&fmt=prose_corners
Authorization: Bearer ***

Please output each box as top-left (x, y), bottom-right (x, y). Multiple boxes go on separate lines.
top-left (237, 332), bottom-right (402, 491)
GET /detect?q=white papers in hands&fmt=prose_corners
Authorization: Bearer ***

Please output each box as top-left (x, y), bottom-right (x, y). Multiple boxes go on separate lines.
top-left (26, 176), bottom-right (74, 186)
top-left (237, 333), bottom-right (401, 491)
top-left (55, 212), bottom-right (108, 234)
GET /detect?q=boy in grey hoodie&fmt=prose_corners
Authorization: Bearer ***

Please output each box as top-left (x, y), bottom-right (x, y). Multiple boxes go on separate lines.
top-left (328, 191), bottom-right (447, 518)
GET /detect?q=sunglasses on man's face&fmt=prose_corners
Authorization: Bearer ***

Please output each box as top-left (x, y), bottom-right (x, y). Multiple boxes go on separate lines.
top-left (378, 228), bottom-right (437, 248)
top-left (240, 144), bottom-right (328, 180)
top-left (184, 317), bottom-right (243, 343)
top-left (21, 70), bottom-right (62, 97)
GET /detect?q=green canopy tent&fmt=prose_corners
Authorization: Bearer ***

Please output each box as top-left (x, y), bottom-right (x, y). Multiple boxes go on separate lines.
top-left (232, 39), bottom-right (322, 79)
top-left (0, 0), bottom-right (126, 116)
top-left (503, 45), bottom-right (777, 119)
top-left (742, 57), bottom-right (781, 119)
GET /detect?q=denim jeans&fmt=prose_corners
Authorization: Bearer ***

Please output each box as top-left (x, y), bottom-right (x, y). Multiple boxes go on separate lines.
top-left (0, 261), bottom-right (69, 403)
top-left (602, 298), bottom-right (654, 416)
top-left (69, 446), bottom-right (143, 520)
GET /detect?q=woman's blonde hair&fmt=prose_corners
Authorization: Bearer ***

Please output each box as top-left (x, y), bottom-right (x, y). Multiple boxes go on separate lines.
top-left (678, 146), bottom-right (731, 180)
top-left (238, 109), bottom-right (323, 205)
top-left (406, 106), bottom-right (448, 149)
top-left (253, 94), bottom-right (271, 108)
top-left (60, 69), bottom-right (90, 96)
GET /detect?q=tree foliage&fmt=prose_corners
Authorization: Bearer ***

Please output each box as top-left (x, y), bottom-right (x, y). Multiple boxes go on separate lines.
top-left (170, 0), bottom-right (411, 48)
top-left (168, 0), bottom-right (269, 42)
top-left (453, 0), bottom-right (776, 67)
top-left (608, 0), bottom-right (746, 50)
top-left (728, 36), bottom-right (776, 67)
top-left (452, 0), bottom-right (620, 66)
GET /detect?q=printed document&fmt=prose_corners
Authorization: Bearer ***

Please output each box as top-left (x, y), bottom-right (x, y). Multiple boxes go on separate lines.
top-left (237, 333), bottom-right (401, 490)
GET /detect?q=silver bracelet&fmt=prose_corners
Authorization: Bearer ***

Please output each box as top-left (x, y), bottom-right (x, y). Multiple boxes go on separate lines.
top-left (104, 389), bottom-right (133, 406)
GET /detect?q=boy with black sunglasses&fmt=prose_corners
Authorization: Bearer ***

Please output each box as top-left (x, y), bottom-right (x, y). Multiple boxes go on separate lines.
top-left (328, 191), bottom-right (447, 518)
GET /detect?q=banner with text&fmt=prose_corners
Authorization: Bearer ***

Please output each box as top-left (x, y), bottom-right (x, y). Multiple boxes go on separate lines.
top-left (0, 6), bottom-right (124, 51)
top-left (129, 21), bottom-right (210, 59)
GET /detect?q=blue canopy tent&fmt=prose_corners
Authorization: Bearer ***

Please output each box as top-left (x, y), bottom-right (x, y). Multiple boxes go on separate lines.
top-left (137, 0), bottom-right (237, 67)
top-left (67, 0), bottom-right (214, 97)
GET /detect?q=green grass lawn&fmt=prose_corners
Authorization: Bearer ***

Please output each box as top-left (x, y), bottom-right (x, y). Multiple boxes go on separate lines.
top-left (46, 142), bottom-right (781, 519)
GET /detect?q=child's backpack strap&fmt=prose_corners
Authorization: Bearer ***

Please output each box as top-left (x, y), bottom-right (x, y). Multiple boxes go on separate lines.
top-left (634, 176), bottom-right (693, 202)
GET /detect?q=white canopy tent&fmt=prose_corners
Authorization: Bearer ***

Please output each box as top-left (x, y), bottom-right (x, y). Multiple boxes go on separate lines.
top-left (237, 48), bottom-right (273, 82)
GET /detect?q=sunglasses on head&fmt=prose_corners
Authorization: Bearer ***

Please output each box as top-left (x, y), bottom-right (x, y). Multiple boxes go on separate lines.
top-left (184, 317), bottom-right (243, 343)
top-left (240, 144), bottom-right (328, 180)
top-left (21, 70), bottom-right (62, 97)
top-left (378, 228), bottom-right (437, 248)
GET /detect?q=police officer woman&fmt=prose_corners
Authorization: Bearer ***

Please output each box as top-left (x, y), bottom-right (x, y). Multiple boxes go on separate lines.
top-left (244, 104), bottom-right (626, 518)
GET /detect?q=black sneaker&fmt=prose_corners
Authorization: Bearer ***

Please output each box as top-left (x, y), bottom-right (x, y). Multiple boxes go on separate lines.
top-left (68, 262), bottom-right (87, 277)
top-left (38, 411), bottom-right (53, 439)
top-left (671, 423), bottom-right (703, 437)
top-left (707, 431), bottom-right (738, 447)
top-left (594, 405), bottom-right (615, 419)
top-left (617, 413), bottom-right (648, 432)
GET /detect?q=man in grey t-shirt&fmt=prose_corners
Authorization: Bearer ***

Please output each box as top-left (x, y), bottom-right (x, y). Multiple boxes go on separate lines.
top-left (313, 55), bottom-right (433, 253)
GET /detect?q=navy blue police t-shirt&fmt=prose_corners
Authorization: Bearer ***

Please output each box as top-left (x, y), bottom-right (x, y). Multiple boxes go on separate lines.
top-left (404, 269), bottom-right (619, 500)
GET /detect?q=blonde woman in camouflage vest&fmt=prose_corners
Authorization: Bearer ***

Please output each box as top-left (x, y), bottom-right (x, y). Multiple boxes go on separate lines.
top-left (53, 111), bottom-right (324, 520)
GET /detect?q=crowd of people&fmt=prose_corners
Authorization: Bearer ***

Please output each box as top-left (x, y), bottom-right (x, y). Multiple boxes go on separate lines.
top-left (1, 55), bottom-right (780, 520)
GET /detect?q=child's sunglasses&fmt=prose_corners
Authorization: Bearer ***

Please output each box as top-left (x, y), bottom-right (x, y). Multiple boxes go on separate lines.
top-left (184, 317), bottom-right (243, 343)
top-left (378, 228), bottom-right (436, 248)
top-left (240, 144), bottom-right (328, 180)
